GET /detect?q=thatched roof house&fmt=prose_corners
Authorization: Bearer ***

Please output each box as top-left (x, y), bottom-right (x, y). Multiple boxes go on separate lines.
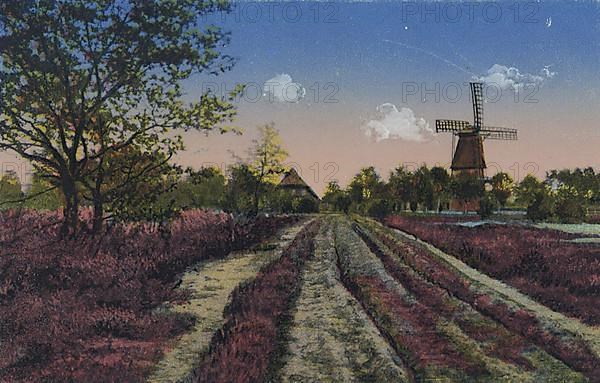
top-left (279, 168), bottom-right (320, 201)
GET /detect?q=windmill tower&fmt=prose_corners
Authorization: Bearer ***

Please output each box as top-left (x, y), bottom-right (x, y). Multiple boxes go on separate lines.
top-left (436, 82), bottom-right (518, 179)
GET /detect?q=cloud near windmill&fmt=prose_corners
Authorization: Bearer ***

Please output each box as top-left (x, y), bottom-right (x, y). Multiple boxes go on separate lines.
top-left (361, 103), bottom-right (433, 143)
top-left (476, 64), bottom-right (556, 92)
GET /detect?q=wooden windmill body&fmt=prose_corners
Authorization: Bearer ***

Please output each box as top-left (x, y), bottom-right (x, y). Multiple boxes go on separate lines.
top-left (436, 82), bottom-right (518, 210)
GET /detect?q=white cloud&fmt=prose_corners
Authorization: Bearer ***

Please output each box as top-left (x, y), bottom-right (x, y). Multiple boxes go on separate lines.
top-left (476, 64), bottom-right (556, 92)
top-left (262, 73), bottom-right (305, 103)
top-left (362, 103), bottom-right (433, 143)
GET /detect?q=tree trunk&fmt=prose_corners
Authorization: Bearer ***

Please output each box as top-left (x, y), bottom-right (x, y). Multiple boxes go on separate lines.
top-left (92, 194), bottom-right (103, 234)
top-left (61, 179), bottom-right (79, 237)
top-left (91, 165), bottom-right (105, 235)
top-left (253, 183), bottom-right (260, 216)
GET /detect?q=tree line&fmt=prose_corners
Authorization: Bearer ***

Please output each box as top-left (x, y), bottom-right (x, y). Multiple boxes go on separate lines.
top-left (320, 166), bottom-right (600, 223)
top-left (0, 123), bottom-right (318, 219)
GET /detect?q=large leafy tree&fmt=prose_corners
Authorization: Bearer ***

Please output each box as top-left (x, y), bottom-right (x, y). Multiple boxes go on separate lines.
top-left (0, 0), bottom-right (240, 234)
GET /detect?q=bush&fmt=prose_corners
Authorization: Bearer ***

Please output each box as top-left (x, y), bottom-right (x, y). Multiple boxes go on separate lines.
top-left (478, 192), bottom-right (499, 219)
top-left (366, 199), bottom-right (392, 220)
top-left (526, 191), bottom-right (555, 222)
top-left (293, 197), bottom-right (319, 213)
top-left (555, 197), bottom-right (586, 224)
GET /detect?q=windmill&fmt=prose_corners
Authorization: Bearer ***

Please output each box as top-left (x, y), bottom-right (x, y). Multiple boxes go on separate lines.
top-left (436, 82), bottom-right (518, 179)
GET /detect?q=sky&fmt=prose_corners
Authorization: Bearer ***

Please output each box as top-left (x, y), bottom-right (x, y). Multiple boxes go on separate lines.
top-left (2, 1), bottom-right (599, 195)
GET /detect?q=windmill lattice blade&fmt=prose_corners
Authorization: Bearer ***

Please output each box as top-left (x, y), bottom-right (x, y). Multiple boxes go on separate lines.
top-left (435, 119), bottom-right (471, 133)
top-left (479, 126), bottom-right (518, 140)
top-left (470, 82), bottom-right (484, 130)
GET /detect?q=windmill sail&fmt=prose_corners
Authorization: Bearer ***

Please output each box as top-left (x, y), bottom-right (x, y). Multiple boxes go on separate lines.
top-left (470, 82), bottom-right (484, 130)
top-left (435, 119), bottom-right (472, 133)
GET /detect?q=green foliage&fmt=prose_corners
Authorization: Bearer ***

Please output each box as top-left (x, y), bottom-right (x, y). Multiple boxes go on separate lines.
top-left (24, 172), bottom-right (62, 211)
top-left (547, 167), bottom-right (599, 205)
top-left (322, 181), bottom-right (350, 213)
top-left (515, 175), bottom-right (546, 207)
top-left (0, 0), bottom-right (239, 230)
top-left (431, 166), bottom-right (451, 212)
top-left (222, 164), bottom-right (258, 215)
top-left (0, 170), bottom-right (23, 209)
top-left (527, 190), bottom-right (555, 222)
top-left (386, 167), bottom-right (410, 211)
top-left (451, 173), bottom-right (483, 206)
top-left (554, 185), bottom-right (586, 223)
top-left (248, 123), bottom-right (289, 214)
top-left (348, 167), bottom-right (384, 205)
top-left (490, 172), bottom-right (514, 207)
top-left (478, 192), bottom-right (499, 219)
top-left (170, 167), bottom-right (226, 210)
top-left (366, 198), bottom-right (392, 220)
top-left (293, 197), bottom-right (319, 214)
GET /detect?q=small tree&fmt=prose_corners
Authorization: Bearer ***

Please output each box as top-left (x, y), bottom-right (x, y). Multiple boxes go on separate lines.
top-left (490, 172), bottom-right (514, 207)
top-left (248, 123), bottom-right (289, 215)
top-left (348, 167), bottom-right (383, 213)
top-left (406, 166), bottom-right (432, 211)
top-left (515, 175), bottom-right (546, 207)
top-left (322, 181), bottom-right (344, 212)
top-left (431, 166), bottom-right (450, 212)
top-left (388, 166), bottom-right (414, 212)
top-left (451, 172), bottom-right (483, 212)
top-left (554, 185), bottom-right (586, 223)
top-left (478, 192), bottom-right (499, 219)
top-left (527, 189), bottom-right (555, 222)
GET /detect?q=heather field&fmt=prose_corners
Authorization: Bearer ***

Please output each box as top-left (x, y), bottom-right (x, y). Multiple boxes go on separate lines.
top-left (0, 209), bottom-right (300, 382)
top-left (2, 213), bottom-right (600, 383)
top-left (385, 215), bottom-right (600, 325)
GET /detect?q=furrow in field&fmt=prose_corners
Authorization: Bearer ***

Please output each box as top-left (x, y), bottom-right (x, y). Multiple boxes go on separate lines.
top-left (334, 217), bottom-right (483, 382)
top-left (356, 217), bottom-right (599, 382)
top-left (190, 220), bottom-right (320, 383)
top-left (278, 218), bottom-right (410, 383)
top-left (353, 219), bottom-right (587, 383)
top-left (147, 219), bottom-right (311, 383)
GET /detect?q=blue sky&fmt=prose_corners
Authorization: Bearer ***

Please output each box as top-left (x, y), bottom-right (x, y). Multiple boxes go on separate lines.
top-left (178, 1), bottom-right (600, 192)
top-left (3, 1), bottom-right (599, 192)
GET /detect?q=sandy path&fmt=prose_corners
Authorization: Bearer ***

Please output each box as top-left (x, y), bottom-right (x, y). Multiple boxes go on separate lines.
top-left (279, 218), bottom-right (410, 383)
top-left (147, 220), bottom-right (311, 383)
